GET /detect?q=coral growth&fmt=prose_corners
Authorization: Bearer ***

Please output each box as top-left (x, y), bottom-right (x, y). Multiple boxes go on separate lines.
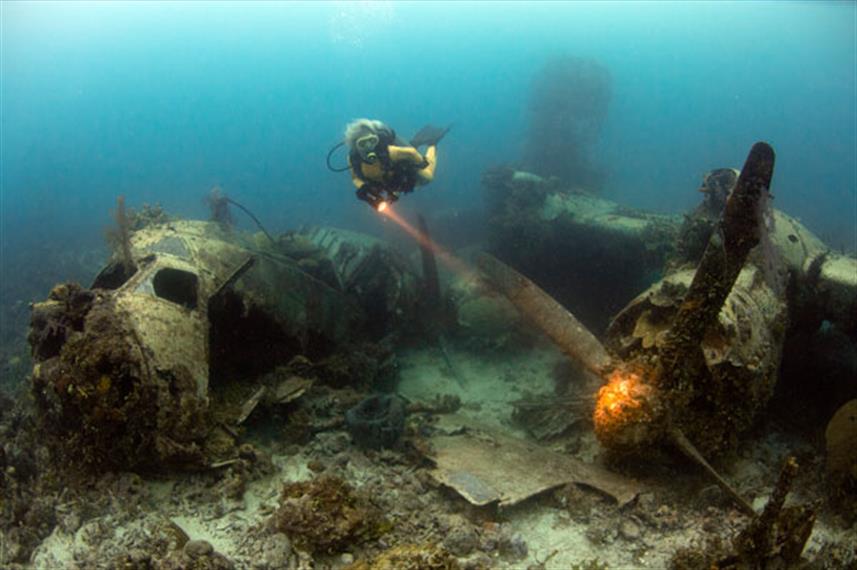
top-left (105, 522), bottom-right (235, 569)
top-left (347, 543), bottom-right (461, 570)
top-left (269, 475), bottom-right (386, 553)
top-left (28, 283), bottom-right (211, 471)
top-left (0, 385), bottom-right (69, 566)
top-left (570, 561), bottom-right (610, 570)
top-left (127, 202), bottom-right (171, 231)
top-left (153, 539), bottom-right (235, 570)
top-left (104, 195), bottom-right (137, 279)
top-left (671, 457), bottom-right (817, 569)
top-left (207, 185), bottom-right (233, 229)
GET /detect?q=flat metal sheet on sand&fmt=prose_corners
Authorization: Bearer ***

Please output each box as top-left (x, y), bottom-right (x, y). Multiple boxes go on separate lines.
top-left (429, 416), bottom-right (640, 508)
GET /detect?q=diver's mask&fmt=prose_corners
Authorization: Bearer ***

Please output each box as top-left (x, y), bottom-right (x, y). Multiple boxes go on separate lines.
top-left (355, 133), bottom-right (381, 163)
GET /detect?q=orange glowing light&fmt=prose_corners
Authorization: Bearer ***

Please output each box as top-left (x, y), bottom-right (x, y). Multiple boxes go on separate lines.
top-left (593, 368), bottom-right (653, 436)
top-left (376, 201), bottom-right (388, 212)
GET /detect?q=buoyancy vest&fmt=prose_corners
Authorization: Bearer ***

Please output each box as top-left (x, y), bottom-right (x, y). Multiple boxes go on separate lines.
top-left (350, 132), bottom-right (421, 194)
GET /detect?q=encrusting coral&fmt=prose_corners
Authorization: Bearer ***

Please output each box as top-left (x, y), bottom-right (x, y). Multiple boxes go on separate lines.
top-left (268, 475), bottom-right (386, 554)
top-left (346, 543), bottom-right (462, 570)
top-left (28, 283), bottom-right (211, 471)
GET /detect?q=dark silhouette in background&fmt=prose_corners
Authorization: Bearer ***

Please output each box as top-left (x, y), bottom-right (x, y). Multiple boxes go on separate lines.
top-left (525, 56), bottom-right (612, 192)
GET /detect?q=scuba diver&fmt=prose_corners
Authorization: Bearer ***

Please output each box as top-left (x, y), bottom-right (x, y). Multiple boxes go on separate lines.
top-left (330, 119), bottom-right (449, 211)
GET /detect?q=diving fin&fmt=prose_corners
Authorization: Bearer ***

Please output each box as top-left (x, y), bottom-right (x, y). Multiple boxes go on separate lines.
top-left (410, 124), bottom-right (451, 148)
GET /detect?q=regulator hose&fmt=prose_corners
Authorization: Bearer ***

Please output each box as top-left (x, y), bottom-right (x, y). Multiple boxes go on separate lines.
top-left (326, 141), bottom-right (350, 172)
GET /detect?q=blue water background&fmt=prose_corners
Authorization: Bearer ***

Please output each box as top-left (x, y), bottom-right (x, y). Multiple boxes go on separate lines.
top-left (1, 1), bottom-right (855, 300)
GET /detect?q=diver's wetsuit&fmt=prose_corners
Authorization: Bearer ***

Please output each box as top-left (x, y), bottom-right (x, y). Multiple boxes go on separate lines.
top-left (348, 136), bottom-right (437, 206)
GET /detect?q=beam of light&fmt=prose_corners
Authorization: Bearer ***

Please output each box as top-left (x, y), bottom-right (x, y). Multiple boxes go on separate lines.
top-left (379, 205), bottom-right (475, 280)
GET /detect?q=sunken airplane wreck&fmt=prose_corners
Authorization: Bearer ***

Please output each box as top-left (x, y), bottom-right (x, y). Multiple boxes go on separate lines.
top-left (22, 143), bottom-right (857, 567)
top-left (27, 199), bottom-right (421, 472)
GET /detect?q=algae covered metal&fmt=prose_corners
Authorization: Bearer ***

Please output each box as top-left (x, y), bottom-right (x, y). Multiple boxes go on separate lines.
top-left (27, 219), bottom-right (408, 470)
top-left (427, 414), bottom-right (640, 508)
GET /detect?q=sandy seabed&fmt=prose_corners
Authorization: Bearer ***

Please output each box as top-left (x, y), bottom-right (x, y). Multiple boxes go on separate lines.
top-left (21, 341), bottom-right (857, 569)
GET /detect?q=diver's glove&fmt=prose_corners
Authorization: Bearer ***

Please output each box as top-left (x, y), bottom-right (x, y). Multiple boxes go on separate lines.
top-left (409, 124), bottom-right (451, 148)
top-left (356, 183), bottom-right (387, 210)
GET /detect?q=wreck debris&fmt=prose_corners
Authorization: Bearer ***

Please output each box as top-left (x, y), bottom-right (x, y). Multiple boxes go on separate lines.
top-left (826, 399), bottom-right (857, 516)
top-left (671, 458), bottom-right (816, 569)
top-left (698, 168), bottom-right (740, 216)
top-left (598, 143), bottom-right (785, 455)
top-left (345, 394), bottom-right (406, 449)
top-left (512, 392), bottom-right (591, 441)
top-left (476, 252), bottom-right (613, 377)
top-left (235, 386), bottom-right (267, 425)
top-left (314, 341), bottom-right (398, 390)
top-left (301, 226), bottom-right (420, 335)
top-left (417, 214), bottom-right (442, 316)
top-left (29, 281), bottom-right (210, 470)
top-left (416, 215), bottom-right (463, 385)
top-left (659, 142), bottom-right (776, 386)
top-left (211, 255), bottom-right (256, 300)
top-left (484, 160), bottom-right (856, 341)
top-left (668, 427), bottom-right (755, 517)
top-left (670, 459), bottom-right (818, 569)
top-left (224, 365), bottom-right (314, 428)
top-left (483, 166), bottom-right (679, 332)
top-left (427, 415), bottom-right (640, 507)
top-left (270, 374), bottom-right (314, 405)
top-left (479, 145), bottom-right (783, 516)
top-left (602, 262), bottom-right (788, 456)
top-left (29, 218), bottom-right (415, 471)
top-left (826, 399), bottom-right (857, 478)
top-left (591, 144), bottom-right (783, 516)
top-left (732, 457), bottom-right (815, 566)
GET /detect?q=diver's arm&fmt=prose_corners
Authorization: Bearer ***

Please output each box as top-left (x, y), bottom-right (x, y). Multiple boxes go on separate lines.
top-left (388, 145), bottom-right (427, 166)
top-left (389, 144), bottom-right (436, 184)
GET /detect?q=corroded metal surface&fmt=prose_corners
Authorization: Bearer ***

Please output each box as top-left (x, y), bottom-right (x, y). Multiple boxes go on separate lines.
top-left (428, 415), bottom-right (640, 508)
top-left (28, 220), bottom-right (385, 470)
top-left (477, 252), bottom-right (612, 377)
